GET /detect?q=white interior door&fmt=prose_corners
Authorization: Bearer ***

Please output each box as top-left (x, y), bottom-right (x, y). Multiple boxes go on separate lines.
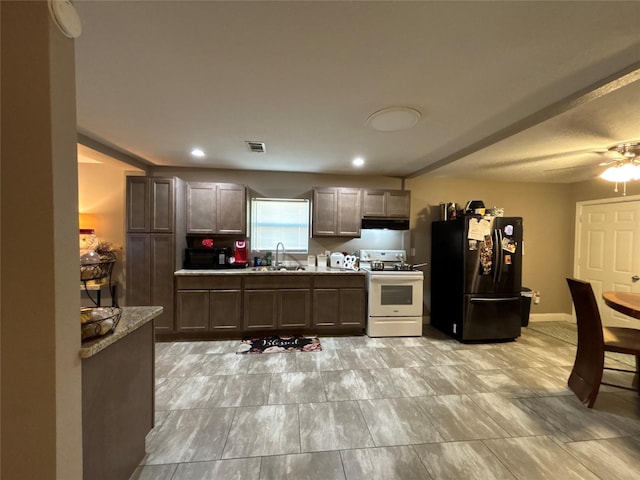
top-left (576, 198), bottom-right (640, 327)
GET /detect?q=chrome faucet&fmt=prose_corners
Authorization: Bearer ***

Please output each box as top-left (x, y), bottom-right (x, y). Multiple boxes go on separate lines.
top-left (275, 242), bottom-right (285, 267)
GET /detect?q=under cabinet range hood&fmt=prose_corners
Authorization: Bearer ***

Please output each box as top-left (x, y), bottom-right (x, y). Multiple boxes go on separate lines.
top-left (361, 218), bottom-right (410, 230)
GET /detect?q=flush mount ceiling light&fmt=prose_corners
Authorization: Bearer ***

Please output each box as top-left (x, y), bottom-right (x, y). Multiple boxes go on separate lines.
top-left (599, 141), bottom-right (640, 195)
top-left (366, 106), bottom-right (421, 132)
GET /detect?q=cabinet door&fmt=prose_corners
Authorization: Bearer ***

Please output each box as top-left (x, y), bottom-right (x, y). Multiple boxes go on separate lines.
top-left (150, 178), bottom-right (174, 232)
top-left (125, 234), bottom-right (151, 305)
top-left (278, 289), bottom-right (311, 329)
top-left (386, 190), bottom-right (410, 218)
top-left (210, 290), bottom-right (242, 331)
top-left (186, 182), bottom-right (217, 233)
top-left (244, 290), bottom-right (278, 330)
top-left (217, 184), bottom-right (246, 235)
top-left (312, 289), bottom-right (339, 327)
top-left (312, 189), bottom-right (338, 236)
top-left (362, 190), bottom-right (386, 217)
top-left (339, 289), bottom-right (366, 328)
top-left (337, 189), bottom-right (362, 237)
top-left (126, 177), bottom-right (150, 232)
top-left (150, 234), bottom-right (175, 332)
top-left (176, 290), bottom-right (209, 332)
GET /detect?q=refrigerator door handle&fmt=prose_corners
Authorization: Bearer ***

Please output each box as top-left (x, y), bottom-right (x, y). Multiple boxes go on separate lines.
top-left (492, 228), bottom-right (501, 284)
top-left (496, 228), bottom-right (504, 284)
top-left (470, 297), bottom-right (520, 303)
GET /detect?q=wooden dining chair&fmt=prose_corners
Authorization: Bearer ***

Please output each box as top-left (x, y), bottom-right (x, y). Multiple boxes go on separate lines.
top-left (566, 278), bottom-right (640, 408)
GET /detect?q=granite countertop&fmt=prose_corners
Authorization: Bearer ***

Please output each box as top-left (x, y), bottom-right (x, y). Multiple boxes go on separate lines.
top-left (175, 266), bottom-right (365, 276)
top-left (80, 306), bottom-right (163, 359)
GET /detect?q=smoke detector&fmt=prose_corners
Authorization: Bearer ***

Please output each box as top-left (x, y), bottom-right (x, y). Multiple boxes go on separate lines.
top-left (246, 141), bottom-right (266, 153)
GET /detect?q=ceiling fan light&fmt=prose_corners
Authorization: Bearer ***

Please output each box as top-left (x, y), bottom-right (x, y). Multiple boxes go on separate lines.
top-left (600, 163), bottom-right (636, 183)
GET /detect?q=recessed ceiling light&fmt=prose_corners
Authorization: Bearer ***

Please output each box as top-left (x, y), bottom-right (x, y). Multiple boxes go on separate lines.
top-left (353, 157), bottom-right (365, 167)
top-left (191, 148), bottom-right (205, 158)
top-left (366, 106), bottom-right (421, 132)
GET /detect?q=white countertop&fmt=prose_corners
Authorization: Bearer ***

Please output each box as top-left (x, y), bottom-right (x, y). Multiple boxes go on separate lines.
top-left (175, 266), bottom-right (364, 276)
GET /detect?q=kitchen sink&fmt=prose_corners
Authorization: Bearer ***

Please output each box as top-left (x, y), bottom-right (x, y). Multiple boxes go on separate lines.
top-left (251, 265), bottom-right (306, 272)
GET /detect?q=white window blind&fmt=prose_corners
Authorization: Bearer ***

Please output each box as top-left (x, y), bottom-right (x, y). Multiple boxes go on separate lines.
top-left (250, 198), bottom-right (310, 253)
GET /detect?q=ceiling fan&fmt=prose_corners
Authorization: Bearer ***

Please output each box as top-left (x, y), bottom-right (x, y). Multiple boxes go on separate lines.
top-left (598, 141), bottom-right (640, 195)
top-left (543, 141), bottom-right (640, 194)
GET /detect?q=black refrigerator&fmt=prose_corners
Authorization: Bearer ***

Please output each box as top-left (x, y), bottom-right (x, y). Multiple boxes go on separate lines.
top-left (431, 216), bottom-right (523, 342)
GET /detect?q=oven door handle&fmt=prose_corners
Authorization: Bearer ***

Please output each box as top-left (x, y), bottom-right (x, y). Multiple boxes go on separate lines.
top-left (369, 274), bottom-right (423, 281)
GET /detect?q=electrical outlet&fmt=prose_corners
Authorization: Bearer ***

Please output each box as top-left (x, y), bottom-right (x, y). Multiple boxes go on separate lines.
top-left (533, 291), bottom-right (541, 304)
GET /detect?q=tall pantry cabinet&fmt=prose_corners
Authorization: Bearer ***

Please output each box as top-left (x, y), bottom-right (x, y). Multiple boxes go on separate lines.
top-left (126, 177), bottom-right (183, 333)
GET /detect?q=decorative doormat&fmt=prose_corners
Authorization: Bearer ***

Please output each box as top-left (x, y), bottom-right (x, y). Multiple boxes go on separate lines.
top-left (236, 335), bottom-right (322, 354)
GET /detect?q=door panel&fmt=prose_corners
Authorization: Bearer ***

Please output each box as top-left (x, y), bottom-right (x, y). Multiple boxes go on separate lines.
top-left (578, 200), bottom-right (640, 327)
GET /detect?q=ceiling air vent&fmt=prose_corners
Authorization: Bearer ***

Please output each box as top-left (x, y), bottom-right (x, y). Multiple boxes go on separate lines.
top-left (246, 141), bottom-right (266, 153)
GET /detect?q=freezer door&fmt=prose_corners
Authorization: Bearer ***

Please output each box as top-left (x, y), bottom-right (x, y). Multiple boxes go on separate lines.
top-left (458, 294), bottom-right (521, 341)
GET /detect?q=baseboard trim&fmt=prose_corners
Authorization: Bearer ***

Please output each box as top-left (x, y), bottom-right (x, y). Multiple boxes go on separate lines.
top-left (529, 313), bottom-right (574, 323)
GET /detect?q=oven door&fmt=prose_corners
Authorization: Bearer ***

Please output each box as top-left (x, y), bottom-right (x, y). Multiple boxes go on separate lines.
top-left (368, 273), bottom-right (423, 317)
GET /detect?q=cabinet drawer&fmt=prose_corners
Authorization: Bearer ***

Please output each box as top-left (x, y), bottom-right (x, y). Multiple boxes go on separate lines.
top-left (244, 275), bottom-right (311, 289)
top-left (176, 275), bottom-right (242, 290)
top-left (314, 275), bottom-right (364, 289)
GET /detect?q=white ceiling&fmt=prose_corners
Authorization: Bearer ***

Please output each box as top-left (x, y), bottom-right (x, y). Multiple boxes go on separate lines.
top-left (74, 1), bottom-right (640, 183)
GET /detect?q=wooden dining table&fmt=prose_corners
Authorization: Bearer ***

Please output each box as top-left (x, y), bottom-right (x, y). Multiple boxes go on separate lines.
top-left (602, 291), bottom-right (640, 319)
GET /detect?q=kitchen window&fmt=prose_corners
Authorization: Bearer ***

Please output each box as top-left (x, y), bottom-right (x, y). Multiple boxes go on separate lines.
top-left (250, 198), bottom-right (310, 253)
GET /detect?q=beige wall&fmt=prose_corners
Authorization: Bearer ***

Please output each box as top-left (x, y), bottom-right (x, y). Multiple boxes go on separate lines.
top-left (405, 174), bottom-right (575, 316)
top-left (77, 162), bottom-right (142, 288)
top-left (1, 2), bottom-right (82, 478)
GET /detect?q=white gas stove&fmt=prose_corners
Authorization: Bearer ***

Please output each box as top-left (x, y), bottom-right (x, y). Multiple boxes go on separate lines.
top-left (359, 250), bottom-right (424, 337)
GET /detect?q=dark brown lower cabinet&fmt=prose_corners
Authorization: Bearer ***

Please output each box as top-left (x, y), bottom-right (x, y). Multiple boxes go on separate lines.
top-left (210, 290), bottom-right (243, 331)
top-left (176, 290), bottom-right (209, 332)
top-left (313, 275), bottom-right (366, 330)
top-left (243, 275), bottom-right (312, 331)
top-left (175, 276), bottom-right (242, 333)
top-left (173, 273), bottom-right (364, 337)
top-left (244, 288), bottom-right (311, 330)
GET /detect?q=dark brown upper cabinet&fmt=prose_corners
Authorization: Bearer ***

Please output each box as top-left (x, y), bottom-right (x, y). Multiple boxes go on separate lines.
top-left (186, 182), bottom-right (246, 235)
top-left (362, 189), bottom-right (411, 218)
top-left (126, 177), bottom-right (175, 233)
top-left (312, 187), bottom-right (362, 237)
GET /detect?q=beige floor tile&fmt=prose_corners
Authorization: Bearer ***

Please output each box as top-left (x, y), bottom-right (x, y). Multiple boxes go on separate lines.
top-left (260, 451), bottom-right (346, 480)
top-left (172, 457), bottom-right (260, 479)
top-left (341, 445), bottom-right (430, 480)
top-left (413, 441), bottom-right (515, 480)
top-left (144, 324), bottom-right (640, 478)
top-left (206, 373), bottom-right (271, 407)
top-left (222, 404), bottom-right (300, 458)
top-left (358, 397), bottom-right (444, 446)
top-left (370, 367), bottom-right (436, 397)
top-left (129, 464), bottom-right (177, 480)
top-left (269, 371), bottom-right (327, 404)
top-left (483, 435), bottom-right (600, 479)
top-left (299, 401), bottom-right (374, 452)
top-left (322, 369), bottom-right (383, 401)
top-left (294, 349), bottom-right (344, 371)
top-left (416, 394), bottom-right (509, 441)
top-left (565, 436), bottom-right (640, 480)
top-left (144, 407), bottom-right (235, 464)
